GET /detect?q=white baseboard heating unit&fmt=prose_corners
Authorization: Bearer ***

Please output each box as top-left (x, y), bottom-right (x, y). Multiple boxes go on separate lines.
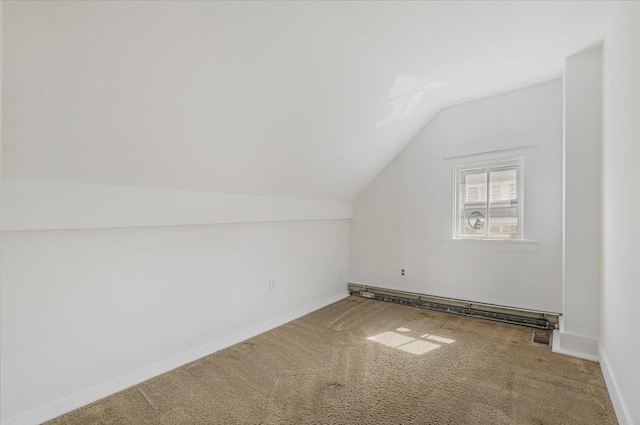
top-left (348, 283), bottom-right (560, 330)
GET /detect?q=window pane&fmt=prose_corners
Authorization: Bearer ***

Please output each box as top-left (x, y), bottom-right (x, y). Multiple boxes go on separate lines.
top-left (489, 168), bottom-right (517, 202)
top-left (464, 172), bottom-right (487, 203)
top-left (509, 184), bottom-right (516, 199)
top-left (455, 158), bottom-right (522, 239)
top-left (488, 206), bottom-right (519, 237)
top-left (491, 184), bottom-right (501, 200)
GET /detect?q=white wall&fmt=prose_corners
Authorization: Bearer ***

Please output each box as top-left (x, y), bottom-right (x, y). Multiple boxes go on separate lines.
top-left (599, 3), bottom-right (640, 424)
top-left (350, 79), bottom-right (563, 313)
top-left (1, 179), bottom-right (352, 231)
top-left (559, 46), bottom-right (603, 361)
top-left (0, 218), bottom-right (349, 424)
top-left (0, 180), bottom-right (352, 423)
top-left (2, 1), bottom-right (616, 202)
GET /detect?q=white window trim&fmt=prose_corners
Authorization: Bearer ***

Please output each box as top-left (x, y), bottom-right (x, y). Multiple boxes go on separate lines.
top-left (440, 145), bottom-right (540, 253)
top-left (441, 237), bottom-right (540, 252)
top-left (452, 156), bottom-right (525, 240)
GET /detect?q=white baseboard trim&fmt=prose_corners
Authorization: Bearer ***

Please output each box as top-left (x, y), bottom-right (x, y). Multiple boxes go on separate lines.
top-left (1, 291), bottom-right (350, 425)
top-left (551, 329), bottom-right (599, 362)
top-left (599, 344), bottom-right (633, 425)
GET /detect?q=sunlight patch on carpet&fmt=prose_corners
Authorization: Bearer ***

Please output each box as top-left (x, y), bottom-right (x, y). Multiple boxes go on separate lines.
top-left (367, 331), bottom-right (415, 347)
top-left (397, 340), bottom-right (441, 355)
top-left (421, 334), bottom-right (455, 344)
top-left (367, 331), bottom-right (448, 355)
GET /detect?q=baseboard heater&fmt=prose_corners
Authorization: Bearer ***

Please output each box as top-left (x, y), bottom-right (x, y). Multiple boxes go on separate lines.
top-left (348, 283), bottom-right (560, 330)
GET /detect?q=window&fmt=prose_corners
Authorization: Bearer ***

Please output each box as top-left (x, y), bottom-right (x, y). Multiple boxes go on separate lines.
top-left (491, 184), bottom-right (501, 200)
top-left (453, 157), bottom-right (523, 239)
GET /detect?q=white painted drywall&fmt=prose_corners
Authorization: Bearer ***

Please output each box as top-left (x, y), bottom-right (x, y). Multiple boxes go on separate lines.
top-left (1, 179), bottom-right (352, 231)
top-left (0, 177), bottom-right (351, 424)
top-left (3, 1), bottom-right (615, 201)
top-left (559, 46), bottom-right (603, 360)
top-left (0, 219), bottom-right (349, 423)
top-left (600, 3), bottom-right (640, 424)
top-left (350, 79), bottom-right (563, 313)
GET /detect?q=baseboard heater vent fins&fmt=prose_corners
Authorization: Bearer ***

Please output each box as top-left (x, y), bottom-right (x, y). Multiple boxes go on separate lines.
top-left (348, 283), bottom-right (560, 330)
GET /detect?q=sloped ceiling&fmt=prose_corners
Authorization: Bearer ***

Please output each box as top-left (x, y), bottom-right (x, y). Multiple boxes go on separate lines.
top-left (3, 1), bottom-right (615, 201)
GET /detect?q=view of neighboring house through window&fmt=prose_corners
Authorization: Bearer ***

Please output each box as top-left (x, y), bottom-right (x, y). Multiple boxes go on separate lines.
top-left (454, 157), bottom-right (523, 239)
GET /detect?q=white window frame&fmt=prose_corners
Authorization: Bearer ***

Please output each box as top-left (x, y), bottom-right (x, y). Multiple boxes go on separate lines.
top-left (452, 156), bottom-right (524, 240)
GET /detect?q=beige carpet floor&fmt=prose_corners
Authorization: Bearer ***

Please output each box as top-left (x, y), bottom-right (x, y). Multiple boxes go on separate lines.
top-left (47, 296), bottom-right (617, 424)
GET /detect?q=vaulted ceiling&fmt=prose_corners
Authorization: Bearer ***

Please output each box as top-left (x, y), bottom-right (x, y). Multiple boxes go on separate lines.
top-left (3, 1), bottom-right (616, 201)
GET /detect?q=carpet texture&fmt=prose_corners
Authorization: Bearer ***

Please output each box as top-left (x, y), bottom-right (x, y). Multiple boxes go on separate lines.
top-left (46, 296), bottom-right (617, 424)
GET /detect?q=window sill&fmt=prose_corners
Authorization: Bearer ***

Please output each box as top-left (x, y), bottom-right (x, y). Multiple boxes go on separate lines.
top-left (441, 237), bottom-right (540, 253)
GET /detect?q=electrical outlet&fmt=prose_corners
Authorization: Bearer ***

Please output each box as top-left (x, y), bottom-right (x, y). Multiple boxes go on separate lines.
top-left (269, 278), bottom-right (277, 292)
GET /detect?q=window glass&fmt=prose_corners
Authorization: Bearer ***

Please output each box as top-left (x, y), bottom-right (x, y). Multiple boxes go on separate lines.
top-left (454, 157), bottom-right (523, 239)
top-left (489, 206), bottom-right (519, 236)
top-left (489, 169), bottom-right (517, 201)
top-left (464, 172), bottom-right (487, 203)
